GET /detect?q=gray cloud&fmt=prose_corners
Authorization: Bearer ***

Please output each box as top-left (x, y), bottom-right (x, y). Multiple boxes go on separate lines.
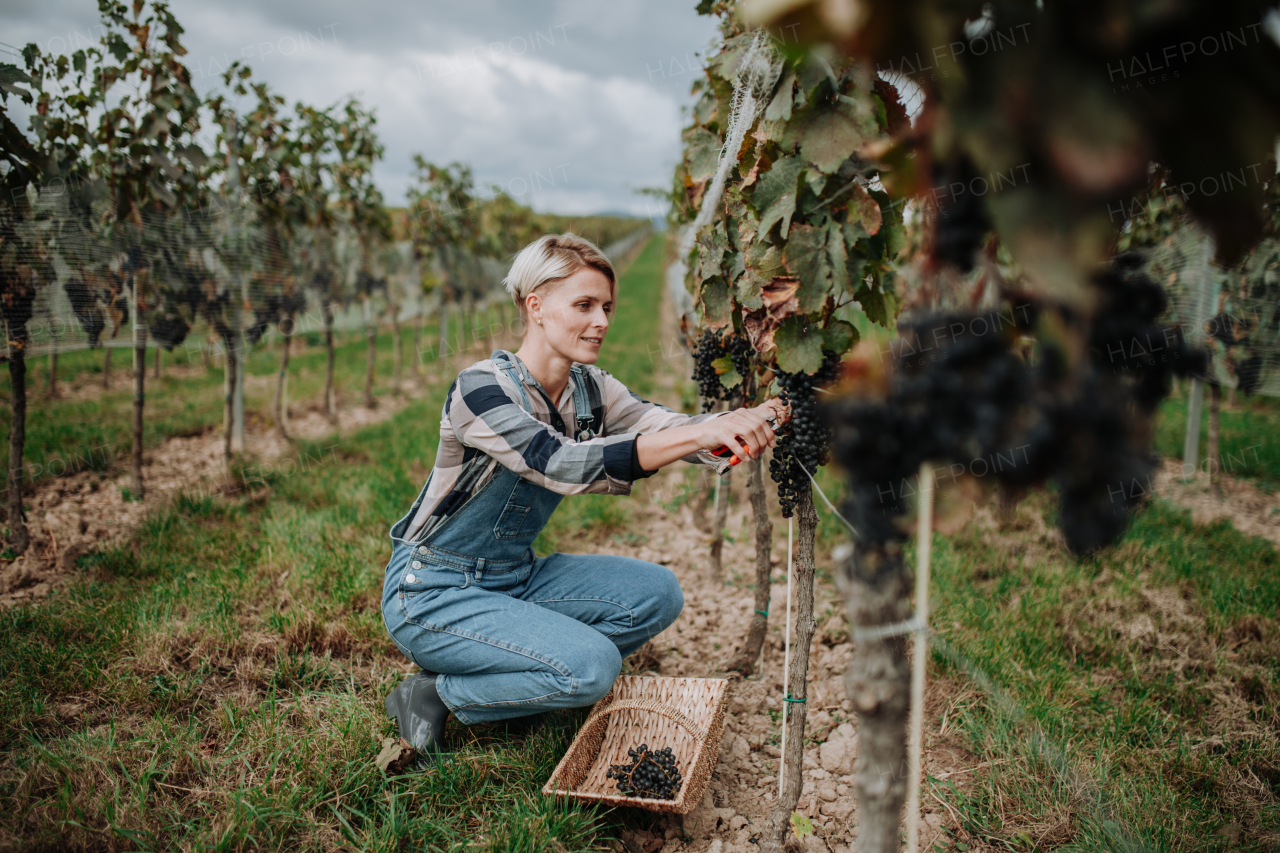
top-left (1, 0), bottom-right (720, 214)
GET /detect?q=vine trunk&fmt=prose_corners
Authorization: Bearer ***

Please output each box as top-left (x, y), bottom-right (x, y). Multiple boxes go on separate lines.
top-left (839, 541), bottom-right (912, 853)
top-left (727, 451), bottom-right (772, 675)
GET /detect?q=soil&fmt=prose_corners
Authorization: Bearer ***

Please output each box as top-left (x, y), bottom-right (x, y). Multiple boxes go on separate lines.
top-left (596, 464), bottom-right (976, 853)
top-left (1153, 459), bottom-right (1280, 548)
top-left (0, 367), bottom-right (434, 610)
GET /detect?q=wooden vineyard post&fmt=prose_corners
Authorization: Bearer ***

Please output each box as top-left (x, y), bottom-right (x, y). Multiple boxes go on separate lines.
top-left (323, 295), bottom-right (337, 423)
top-left (392, 303), bottom-right (403, 394)
top-left (363, 294), bottom-right (377, 408)
top-left (130, 269), bottom-right (146, 499)
top-left (906, 463), bottom-right (934, 853)
top-left (412, 292), bottom-right (424, 376)
top-left (275, 314), bottom-right (292, 438)
top-left (6, 321), bottom-right (30, 553)
top-left (1207, 383), bottom-right (1222, 495)
top-left (47, 316), bottom-right (58, 399)
top-left (762, 486), bottom-right (818, 853)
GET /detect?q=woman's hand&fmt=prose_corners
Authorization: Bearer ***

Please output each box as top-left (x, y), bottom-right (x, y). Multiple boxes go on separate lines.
top-left (697, 405), bottom-right (778, 462)
top-left (754, 397), bottom-right (790, 426)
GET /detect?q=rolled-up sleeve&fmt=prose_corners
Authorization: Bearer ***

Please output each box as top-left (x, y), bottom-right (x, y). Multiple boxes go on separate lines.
top-left (598, 371), bottom-right (733, 474)
top-left (449, 368), bottom-right (640, 495)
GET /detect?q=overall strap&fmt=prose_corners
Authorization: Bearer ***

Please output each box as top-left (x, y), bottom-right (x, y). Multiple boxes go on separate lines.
top-left (494, 353), bottom-right (533, 412)
top-left (569, 364), bottom-right (602, 441)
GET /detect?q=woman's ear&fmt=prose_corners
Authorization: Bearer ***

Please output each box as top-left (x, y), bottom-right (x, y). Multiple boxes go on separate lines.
top-left (525, 292), bottom-right (542, 326)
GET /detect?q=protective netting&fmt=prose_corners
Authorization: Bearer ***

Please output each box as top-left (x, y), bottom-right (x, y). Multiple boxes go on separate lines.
top-left (1139, 224), bottom-right (1280, 397)
top-left (5, 187), bottom-right (649, 364)
top-left (670, 30), bottom-right (782, 330)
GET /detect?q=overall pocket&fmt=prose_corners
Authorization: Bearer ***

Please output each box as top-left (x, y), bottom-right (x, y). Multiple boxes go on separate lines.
top-left (493, 478), bottom-right (563, 540)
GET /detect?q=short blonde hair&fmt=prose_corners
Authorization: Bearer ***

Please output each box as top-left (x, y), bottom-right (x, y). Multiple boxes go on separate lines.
top-left (503, 233), bottom-right (616, 322)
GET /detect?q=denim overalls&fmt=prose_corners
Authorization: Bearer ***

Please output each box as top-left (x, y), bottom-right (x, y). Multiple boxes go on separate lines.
top-left (380, 355), bottom-right (684, 725)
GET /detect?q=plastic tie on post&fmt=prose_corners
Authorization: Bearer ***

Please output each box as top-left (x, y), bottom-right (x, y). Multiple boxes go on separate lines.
top-left (782, 694), bottom-right (806, 704)
top-left (852, 615), bottom-right (928, 643)
top-left (754, 608), bottom-right (769, 617)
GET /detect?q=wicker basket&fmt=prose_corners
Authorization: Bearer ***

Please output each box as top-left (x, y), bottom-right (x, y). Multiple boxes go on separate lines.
top-left (542, 675), bottom-right (729, 814)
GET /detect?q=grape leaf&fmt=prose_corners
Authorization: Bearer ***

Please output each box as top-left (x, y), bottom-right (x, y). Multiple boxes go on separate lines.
top-left (773, 315), bottom-right (825, 373)
top-left (848, 182), bottom-right (883, 235)
top-left (784, 221), bottom-right (847, 314)
top-left (822, 319), bottom-right (857, 355)
top-left (858, 285), bottom-right (897, 330)
top-left (699, 276), bottom-right (732, 329)
top-left (711, 355), bottom-right (743, 389)
top-left (753, 156), bottom-right (804, 241)
top-left (764, 71), bottom-right (795, 123)
top-left (783, 223), bottom-right (830, 292)
top-left (799, 107), bottom-right (870, 174)
top-left (685, 127), bottom-right (722, 184)
top-left (697, 226), bottom-right (729, 283)
top-left (790, 812), bottom-right (814, 840)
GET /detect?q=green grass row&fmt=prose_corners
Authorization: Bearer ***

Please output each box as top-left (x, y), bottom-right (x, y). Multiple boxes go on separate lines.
top-left (0, 305), bottom-right (514, 495)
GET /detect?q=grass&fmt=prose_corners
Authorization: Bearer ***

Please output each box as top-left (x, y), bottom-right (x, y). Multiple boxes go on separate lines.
top-left (926, 492), bottom-right (1280, 851)
top-left (1154, 390), bottom-right (1280, 492)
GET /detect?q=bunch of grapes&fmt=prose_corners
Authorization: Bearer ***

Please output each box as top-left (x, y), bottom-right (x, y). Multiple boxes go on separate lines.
top-left (770, 349), bottom-right (842, 517)
top-left (692, 329), bottom-right (754, 411)
top-left (606, 744), bottom-right (682, 800)
top-left (825, 253), bottom-right (1207, 555)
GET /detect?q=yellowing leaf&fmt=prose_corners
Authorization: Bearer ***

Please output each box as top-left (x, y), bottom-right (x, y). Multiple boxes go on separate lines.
top-left (790, 811), bottom-right (814, 839)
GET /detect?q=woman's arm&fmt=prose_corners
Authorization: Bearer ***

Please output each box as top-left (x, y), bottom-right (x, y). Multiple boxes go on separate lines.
top-left (449, 364), bottom-right (643, 496)
top-left (635, 400), bottom-right (785, 472)
top-left (596, 368), bottom-right (787, 472)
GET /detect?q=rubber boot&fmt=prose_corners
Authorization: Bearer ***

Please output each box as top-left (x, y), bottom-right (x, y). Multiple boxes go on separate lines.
top-left (385, 671), bottom-right (449, 758)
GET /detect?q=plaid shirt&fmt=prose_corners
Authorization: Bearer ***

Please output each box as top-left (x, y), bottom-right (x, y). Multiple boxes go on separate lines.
top-left (400, 350), bottom-right (730, 543)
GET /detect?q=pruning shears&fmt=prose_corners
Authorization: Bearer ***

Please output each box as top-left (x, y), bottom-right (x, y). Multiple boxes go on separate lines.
top-left (710, 413), bottom-right (782, 466)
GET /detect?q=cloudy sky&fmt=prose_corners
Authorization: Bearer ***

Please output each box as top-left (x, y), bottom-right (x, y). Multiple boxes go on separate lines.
top-left (2, 0), bottom-right (721, 216)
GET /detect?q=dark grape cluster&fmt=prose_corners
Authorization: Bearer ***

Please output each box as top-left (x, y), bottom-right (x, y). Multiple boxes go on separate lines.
top-left (692, 329), bottom-right (754, 411)
top-left (825, 253), bottom-right (1207, 556)
top-left (606, 744), bottom-right (682, 800)
top-left (770, 349), bottom-right (842, 517)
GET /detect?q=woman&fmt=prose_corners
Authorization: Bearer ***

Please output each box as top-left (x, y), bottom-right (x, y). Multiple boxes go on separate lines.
top-left (381, 233), bottom-right (786, 755)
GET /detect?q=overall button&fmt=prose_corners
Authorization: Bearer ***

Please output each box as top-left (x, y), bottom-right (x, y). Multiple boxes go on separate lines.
top-left (406, 573), bottom-right (417, 583)
top-left (417, 546), bottom-right (430, 556)
top-left (411, 560), bottom-right (422, 569)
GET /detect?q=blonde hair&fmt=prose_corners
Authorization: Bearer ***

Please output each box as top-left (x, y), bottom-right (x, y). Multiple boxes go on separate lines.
top-left (503, 233), bottom-right (616, 323)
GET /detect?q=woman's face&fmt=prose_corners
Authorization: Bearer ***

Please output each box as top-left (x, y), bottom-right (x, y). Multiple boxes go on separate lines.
top-left (530, 267), bottom-right (615, 364)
